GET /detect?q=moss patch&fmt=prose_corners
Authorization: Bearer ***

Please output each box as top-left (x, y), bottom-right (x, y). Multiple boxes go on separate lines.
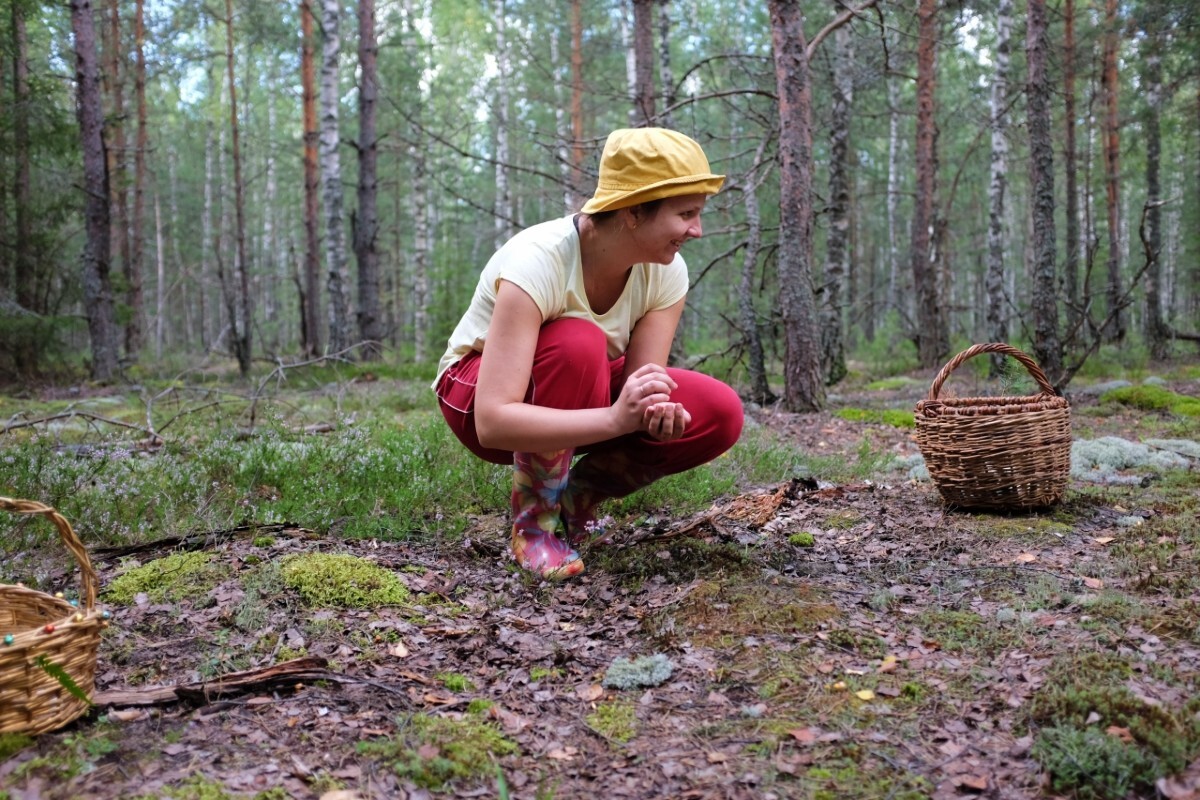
top-left (279, 553), bottom-right (411, 608)
top-left (357, 712), bottom-right (517, 789)
top-left (833, 408), bottom-right (915, 429)
top-left (663, 580), bottom-right (840, 648)
top-left (104, 551), bottom-right (231, 605)
top-left (587, 701), bottom-right (638, 744)
top-left (1101, 385), bottom-right (1200, 417)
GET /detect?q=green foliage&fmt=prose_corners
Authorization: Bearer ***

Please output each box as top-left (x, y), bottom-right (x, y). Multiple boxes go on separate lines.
top-left (357, 712), bottom-right (518, 790)
top-left (104, 551), bottom-right (230, 605)
top-left (1101, 385), bottom-right (1200, 417)
top-left (278, 553), bottom-right (411, 609)
top-left (833, 408), bottom-right (915, 429)
top-left (850, 314), bottom-right (919, 379)
top-left (586, 701), bottom-right (638, 743)
top-left (0, 733), bottom-right (34, 761)
top-left (602, 654), bottom-right (674, 690)
top-left (35, 655), bottom-right (92, 704)
top-left (437, 672), bottom-right (475, 693)
top-left (788, 531), bottom-right (815, 547)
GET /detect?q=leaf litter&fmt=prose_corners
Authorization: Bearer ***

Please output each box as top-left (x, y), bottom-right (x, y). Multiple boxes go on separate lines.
top-left (2, 387), bottom-right (1199, 800)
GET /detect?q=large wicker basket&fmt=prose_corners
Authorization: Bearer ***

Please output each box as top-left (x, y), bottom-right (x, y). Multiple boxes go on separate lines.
top-left (0, 497), bottom-right (107, 735)
top-left (914, 343), bottom-right (1072, 510)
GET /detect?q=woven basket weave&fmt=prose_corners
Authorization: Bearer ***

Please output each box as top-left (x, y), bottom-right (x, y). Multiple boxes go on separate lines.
top-left (0, 497), bottom-right (106, 735)
top-left (914, 343), bottom-right (1072, 510)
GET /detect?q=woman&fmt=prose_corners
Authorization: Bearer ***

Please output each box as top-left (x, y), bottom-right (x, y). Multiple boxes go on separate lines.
top-left (433, 127), bottom-right (744, 580)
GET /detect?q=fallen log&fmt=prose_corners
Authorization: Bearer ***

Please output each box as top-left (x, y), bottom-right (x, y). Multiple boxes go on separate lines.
top-left (93, 656), bottom-right (331, 707)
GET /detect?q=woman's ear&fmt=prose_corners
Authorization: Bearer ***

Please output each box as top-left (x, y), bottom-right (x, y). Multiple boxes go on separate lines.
top-left (620, 205), bottom-right (641, 229)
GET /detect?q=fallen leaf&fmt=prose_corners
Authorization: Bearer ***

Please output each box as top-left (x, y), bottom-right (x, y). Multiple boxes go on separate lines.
top-left (1014, 553), bottom-right (1038, 564)
top-left (107, 708), bottom-right (149, 722)
top-left (1093, 536), bottom-right (1116, 545)
top-left (1106, 725), bottom-right (1135, 743)
top-left (576, 684), bottom-right (604, 702)
top-left (788, 727), bottom-right (818, 745)
top-left (706, 751), bottom-right (728, 763)
top-left (830, 681), bottom-right (847, 691)
top-left (547, 747), bottom-right (577, 761)
top-left (388, 641), bottom-right (409, 658)
top-left (854, 690), bottom-right (875, 701)
top-left (320, 792), bottom-right (366, 800)
top-left (1083, 577), bottom-right (1105, 589)
top-left (957, 774), bottom-right (989, 791)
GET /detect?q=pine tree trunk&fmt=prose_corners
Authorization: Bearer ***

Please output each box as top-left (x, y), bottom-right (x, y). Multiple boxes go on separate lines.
top-left (1027, 0), bottom-right (1062, 383)
top-left (570, 0), bottom-right (585, 202)
top-left (632, 0), bottom-right (656, 124)
top-left (126, 0), bottom-right (147, 360)
top-left (885, 71), bottom-right (901, 321)
top-left (1062, 0), bottom-right (1081, 341)
top-left (261, 87), bottom-right (278, 352)
top-left (321, 0), bottom-right (351, 355)
top-left (224, 0), bottom-right (252, 376)
top-left (820, 5), bottom-right (852, 387)
top-left (12, 0), bottom-right (37, 372)
top-left (768, 0), bottom-right (824, 413)
top-left (1101, 0), bottom-right (1125, 341)
top-left (911, 0), bottom-right (946, 368)
top-left (71, 0), bottom-right (119, 381)
top-left (354, 0), bottom-right (382, 360)
top-left (301, 0), bottom-right (321, 357)
top-left (201, 120), bottom-right (213, 351)
top-left (985, 0), bottom-right (1012, 376)
top-left (103, 0), bottom-right (130, 349)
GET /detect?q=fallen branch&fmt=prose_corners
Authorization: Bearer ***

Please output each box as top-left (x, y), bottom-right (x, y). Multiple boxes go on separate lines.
top-left (93, 656), bottom-right (333, 707)
top-left (91, 522), bottom-right (313, 561)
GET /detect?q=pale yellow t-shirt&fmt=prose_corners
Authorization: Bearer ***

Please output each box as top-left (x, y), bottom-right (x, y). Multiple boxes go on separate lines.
top-left (433, 215), bottom-right (689, 387)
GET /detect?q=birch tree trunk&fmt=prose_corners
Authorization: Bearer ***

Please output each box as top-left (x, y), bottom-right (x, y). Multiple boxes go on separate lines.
top-left (820, 5), bottom-right (852, 386)
top-left (71, 0), bottom-right (119, 381)
top-left (127, 0), bottom-right (147, 360)
top-left (301, 0), bottom-right (321, 357)
top-left (153, 189), bottom-right (164, 358)
top-left (632, 0), bottom-right (656, 124)
top-left (1062, 0), bottom-right (1081, 340)
top-left (224, 0), bottom-right (252, 376)
top-left (985, 0), bottom-right (1011, 376)
top-left (321, 0), bottom-right (352, 355)
top-left (570, 0), bottom-right (585, 206)
top-left (885, 68), bottom-right (902, 321)
top-left (354, 0), bottom-right (382, 360)
top-left (768, 0), bottom-right (824, 412)
top-left (738, 141), bottom-right (774, 406)
top-left (1027, 0), bottom-right (1062, 382)
top-left (911, 0), bottom-right (945, 367)
top-left (261, 84), bottom-right (278, 351)
top-left (1141, 23), bottom-right (1169, 360)
top-left (1101, 0), bottom-right (1125, 341)
top-left (493, 0), bottom-right (513, 246)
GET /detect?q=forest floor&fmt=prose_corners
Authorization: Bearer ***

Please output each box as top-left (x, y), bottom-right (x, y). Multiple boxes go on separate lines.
top-left (2, 369), bottom-right (1200, 800)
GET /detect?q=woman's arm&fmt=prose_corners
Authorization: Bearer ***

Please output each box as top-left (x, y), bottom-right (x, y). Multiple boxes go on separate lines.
top-left (473, 280), bottom-right (674, 453)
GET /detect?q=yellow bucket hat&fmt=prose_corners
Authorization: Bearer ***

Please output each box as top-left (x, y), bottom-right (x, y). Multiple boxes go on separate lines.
top-left (580, 128), bottom-right (725, 214)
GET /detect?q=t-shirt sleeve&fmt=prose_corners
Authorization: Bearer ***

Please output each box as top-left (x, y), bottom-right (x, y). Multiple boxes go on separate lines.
top-left (651, 255), bottom-right (689, 311)
top-left (487, 240), bottom-right (566, 321)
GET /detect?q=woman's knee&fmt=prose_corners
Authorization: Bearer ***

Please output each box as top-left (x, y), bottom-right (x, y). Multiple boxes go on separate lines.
top-left (530, 318), bottom-right (611, 409)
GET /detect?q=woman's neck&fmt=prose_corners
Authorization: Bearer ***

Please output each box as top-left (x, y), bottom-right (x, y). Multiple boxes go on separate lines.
top-left (576, 213), bottom-right (638, 278)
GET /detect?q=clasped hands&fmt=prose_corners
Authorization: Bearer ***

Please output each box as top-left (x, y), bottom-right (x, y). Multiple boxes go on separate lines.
top-left (617, 363), bottom-right (691, 442)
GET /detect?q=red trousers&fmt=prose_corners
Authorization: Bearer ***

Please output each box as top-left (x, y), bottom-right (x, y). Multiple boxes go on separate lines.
top-left (435, 318), bottom-right (744, 492)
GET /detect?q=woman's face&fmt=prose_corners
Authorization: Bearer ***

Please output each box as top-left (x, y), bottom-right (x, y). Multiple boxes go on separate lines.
top-left (630, 193), bottom-right (708, 264)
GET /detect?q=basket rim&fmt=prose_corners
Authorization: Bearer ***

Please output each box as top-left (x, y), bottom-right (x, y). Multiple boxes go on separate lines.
top-left (1, 497), bottom-right (97, 612)
top-left (925, 342), bottom-right (1060, 403)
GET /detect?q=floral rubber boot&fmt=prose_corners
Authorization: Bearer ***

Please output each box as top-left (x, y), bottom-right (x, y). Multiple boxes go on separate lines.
top-left (510, 449), bottom-right (584, 580)
top-left (560, 448), bottom-right (662, 547)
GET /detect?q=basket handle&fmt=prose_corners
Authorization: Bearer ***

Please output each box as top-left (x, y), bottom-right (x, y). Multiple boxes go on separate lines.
top-left (0, 497), bottom-right (97, 612)
top-left (926, 342), bottom-right (1058, 402)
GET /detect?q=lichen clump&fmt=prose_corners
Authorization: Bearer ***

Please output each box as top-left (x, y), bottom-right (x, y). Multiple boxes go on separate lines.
top-left (104, 551), bottom-right (231, 605)
top-left (279, 553), bottom-right (410, 608)
top-left (602, 653), bottom-right (674, 689)
top-left (1071, 436), bottom-right (1191, 481)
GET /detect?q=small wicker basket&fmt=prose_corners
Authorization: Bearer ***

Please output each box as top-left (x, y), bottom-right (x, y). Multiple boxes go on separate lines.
top-left (914, 343), bottom-right (1072, 510)
top-left (1, 497), bottom-right (106, 735)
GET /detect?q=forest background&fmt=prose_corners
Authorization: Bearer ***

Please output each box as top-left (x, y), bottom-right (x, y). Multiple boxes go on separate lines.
top-left (1, 0), bottom-right (1198, 405)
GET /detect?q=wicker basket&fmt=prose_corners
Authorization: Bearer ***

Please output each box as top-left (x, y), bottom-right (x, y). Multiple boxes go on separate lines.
top-left (914, 343), bottom-right (1072, 510)
top-left (1, 497), bottom-right (107, 735)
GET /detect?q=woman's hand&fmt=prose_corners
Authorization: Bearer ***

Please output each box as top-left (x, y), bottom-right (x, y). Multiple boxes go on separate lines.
top-left (615, 363), bottom-right (689, 440)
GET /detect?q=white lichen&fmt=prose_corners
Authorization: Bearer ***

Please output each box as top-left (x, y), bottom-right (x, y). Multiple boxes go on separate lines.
top-left (1071, 436), bottom-right (1190, 480)
top-left (602, 654), bottom-right (674, 690)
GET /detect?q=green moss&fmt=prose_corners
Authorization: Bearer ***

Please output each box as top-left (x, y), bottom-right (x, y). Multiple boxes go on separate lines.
top-left (279, 553), bottom-right (411, 608)
top-left (865, 377), bottom-right (918, 391)
top-left (104, 551), bottom-right (231, 605)
top-left (788, 531), bottom-right (815, 547)
top-left (529, 667), bottom-right (562, 681)
top-left (437, 672), bottom-right (475, 693)
top-left (0, 733), bottom-right (34, 761)
top-left (357, 713), bottom-right (518, 790)
top-left (1101, 385), bottom-right (1200, 417)
top-left (833, 408), bottom-right (915, 429)
top-left (587, 701), bottom-right (638, 744)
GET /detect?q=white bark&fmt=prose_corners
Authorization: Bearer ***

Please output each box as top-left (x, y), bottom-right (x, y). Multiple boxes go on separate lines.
top-left (985, 0), bottom-right (1012, 369)
top-left (493, 0), bottom-right (513, 247)
top-left (321, 0), bottom-right (352, 354)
